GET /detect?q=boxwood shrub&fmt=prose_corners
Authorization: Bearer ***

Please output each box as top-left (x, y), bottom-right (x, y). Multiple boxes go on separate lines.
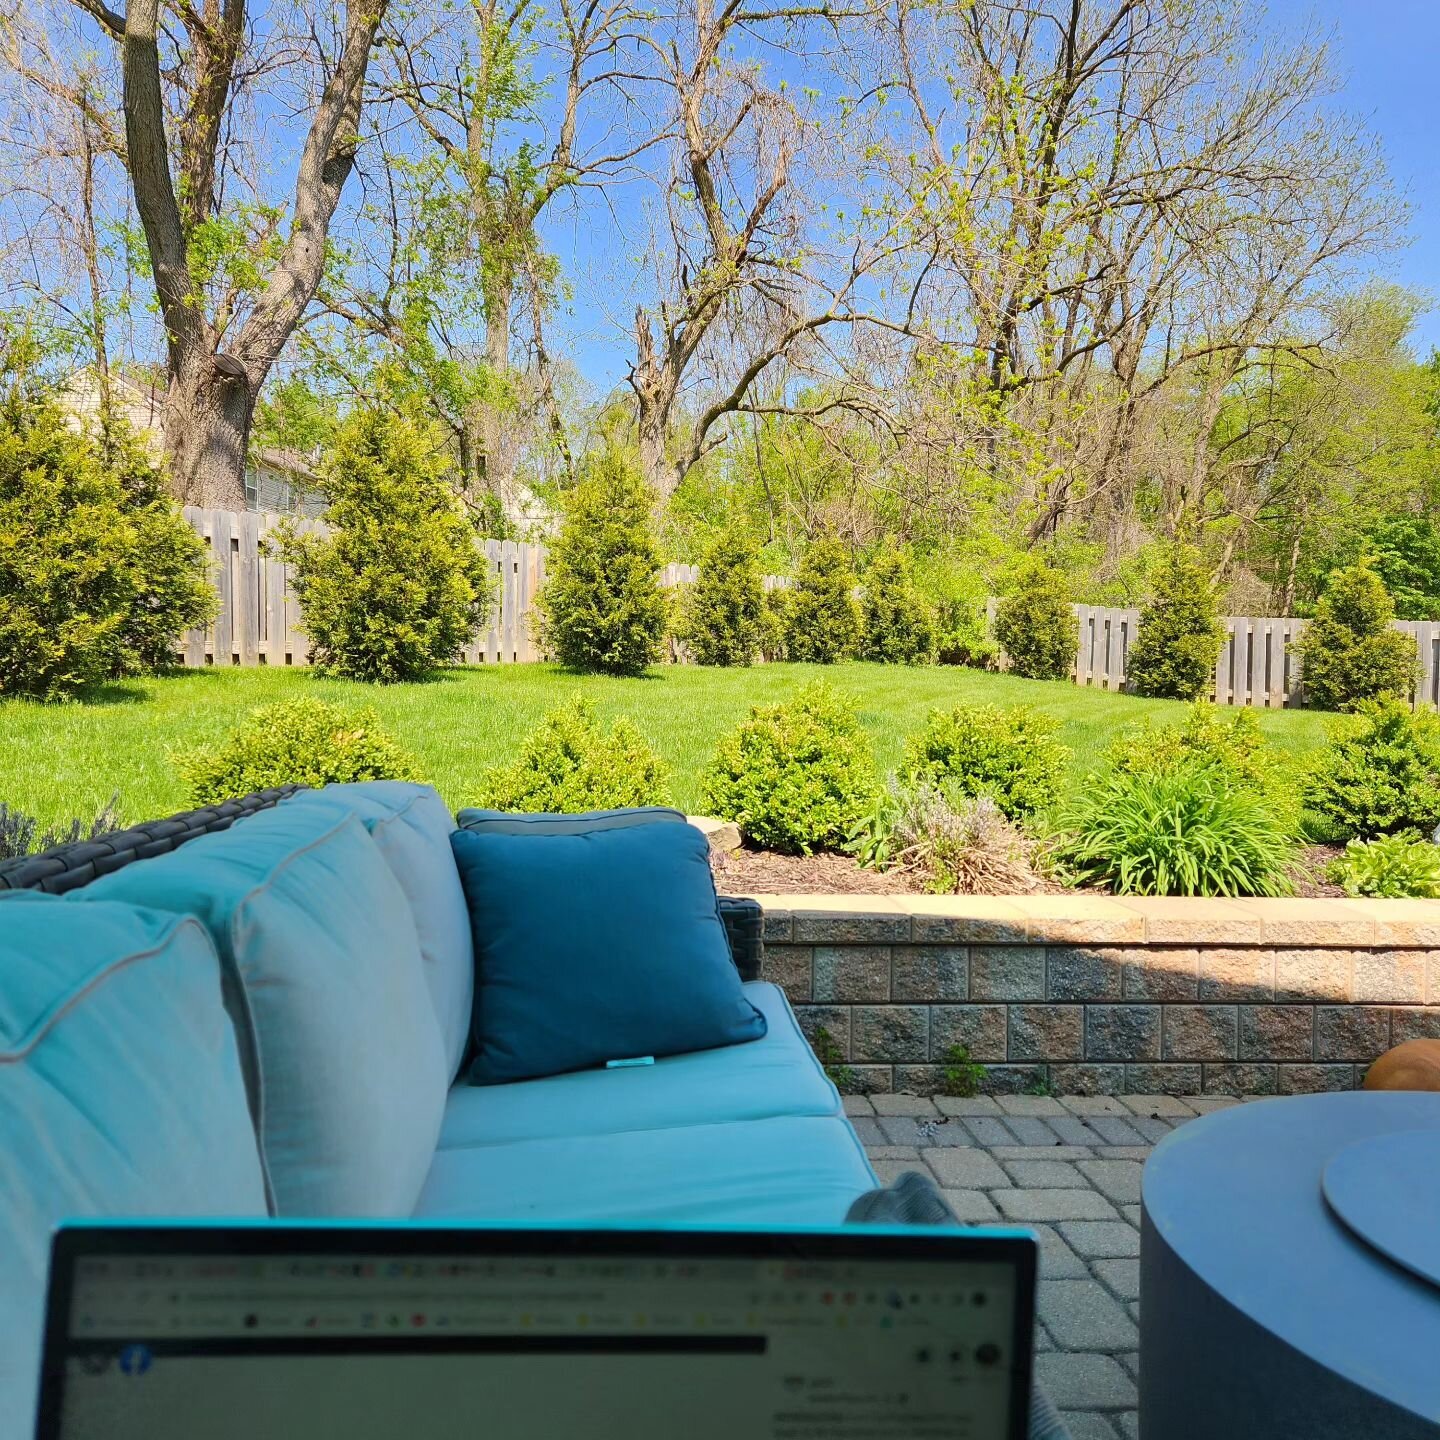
top-left (702, 684), bottom-right (878, 853)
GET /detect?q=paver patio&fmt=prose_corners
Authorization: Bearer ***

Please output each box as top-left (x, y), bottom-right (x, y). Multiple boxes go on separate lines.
top-left (849, 1090), bottom-right (1247, 1440)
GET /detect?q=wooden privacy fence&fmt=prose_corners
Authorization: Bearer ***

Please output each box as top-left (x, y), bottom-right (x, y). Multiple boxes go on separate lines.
top-left (1063, 606), bottom-right (1440, 709)
top-left (180, 507), bottom-right (1440, 707)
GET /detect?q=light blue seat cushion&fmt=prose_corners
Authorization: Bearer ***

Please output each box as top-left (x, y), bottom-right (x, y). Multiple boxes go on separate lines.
top-left (415, 1115), bottom-right (877, 1226)
top-left (82, 806), bottom-right (447, 1218)
top-left (438, 982), bottom-right (840, 1148)
top-left (0, 896), bottom-right (268, 1433)
top-left (282, 782), bottom-right (474, 1079)
top-left (451, 820), bottom-right (766, 1085)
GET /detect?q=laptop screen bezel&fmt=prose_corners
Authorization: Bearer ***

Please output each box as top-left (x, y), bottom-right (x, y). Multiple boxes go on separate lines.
top-left (37, 1222), bottom-right (1037, 1440)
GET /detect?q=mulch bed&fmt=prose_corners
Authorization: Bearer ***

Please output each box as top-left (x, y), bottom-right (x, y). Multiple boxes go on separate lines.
top-left (710, 842), bottom-right (1350, 898)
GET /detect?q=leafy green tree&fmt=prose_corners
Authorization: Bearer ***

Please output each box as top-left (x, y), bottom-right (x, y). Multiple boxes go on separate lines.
top-left (784, 534), bottom-right (860, 663)
top-left (858, 540), bottom-right (936, 664)
top-left (274, 408), bottom-right (492, 683)
top-left (536, 450), bottom-right (667, 675)
top-left (993, 557), bottom-right (1075, 680)
top-left (0, 384), bottom-right (215, 699)
top-left (1359, 517), bottom-right (1440, 621)
top-left (1297, 559), bottom-right (1417, 711)
top-left (680, 525), bottom-right (766, 666)
top-left (1125, 543), bottom-right (1225, 700)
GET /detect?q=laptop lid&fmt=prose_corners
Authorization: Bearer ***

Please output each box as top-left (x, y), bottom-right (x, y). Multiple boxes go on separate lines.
top-left (37, 1222), bottom-right (1037, 1440)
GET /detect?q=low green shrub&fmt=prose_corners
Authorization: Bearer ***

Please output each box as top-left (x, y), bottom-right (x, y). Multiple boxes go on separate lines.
top-left (1298, 559), bottom-right (1417, 712)
top-left (1108, 705), bottom-right (1271, 790)
top-left (536, 451), bottom-right (668, 675)
top-left (0, 794), bottom-right (123, 861)
top-left (273, 408), bottom-right (491, 683)
top-left (1328, 833), bottom-right (1440, 898)
top-left (810, 1025), bottom-right (859, 1093)
top-left (900, 704), bottom-right (1069, 820)
top-left (1057, 756), bottom-right (1294, 897)
top-left (784, 535), bottom-right (860, 663)
top-left (702, 684), bottom-right (878, 853)
top-left (175, 698), bottom-right (423, 805)
top-left (478, 700), bottom-right (671, 811)
top-left (1302, 700), bottom-right (1440, 840)
top-left (858, 540), bottom-right (935, 664)
top-left (1125, 543), bottom-right (1225, 700)
top-left (760, 587), bottom-right (790, 661)
top-left (680, 525), bottom-right (766, 666)
top-left (993, 557), bottom-right (1075, 681)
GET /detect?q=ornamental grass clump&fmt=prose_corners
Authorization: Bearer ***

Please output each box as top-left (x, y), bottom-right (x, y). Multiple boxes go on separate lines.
top-left (1058, 755), bottom-right (1294, 897)
top-left (175, 697), bottom-right (423, 805)
top-left (702, 683), bottom-right (878, 853)
top-left (478, 699), bottom-right (671, 811)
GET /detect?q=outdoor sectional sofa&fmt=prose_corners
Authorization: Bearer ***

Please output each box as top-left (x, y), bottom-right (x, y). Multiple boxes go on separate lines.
top-left (0, 780), bottom-right (879, 1431)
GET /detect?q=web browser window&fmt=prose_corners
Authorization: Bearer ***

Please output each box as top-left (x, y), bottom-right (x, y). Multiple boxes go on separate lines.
top-left (44, 1238), bottom-right (1031, 1440)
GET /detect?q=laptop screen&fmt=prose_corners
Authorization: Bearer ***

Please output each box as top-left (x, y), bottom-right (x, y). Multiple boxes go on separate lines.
top-left (39, 1225), bottom-right (1035, 1440)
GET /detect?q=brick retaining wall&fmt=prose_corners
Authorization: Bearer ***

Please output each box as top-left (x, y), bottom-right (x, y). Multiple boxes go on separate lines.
top-left (745, 894), bottom-right (1440, 1095)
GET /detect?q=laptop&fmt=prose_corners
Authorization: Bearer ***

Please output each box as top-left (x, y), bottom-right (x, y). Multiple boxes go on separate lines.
top-left (35, 1222), bottom-right (1037, 1440)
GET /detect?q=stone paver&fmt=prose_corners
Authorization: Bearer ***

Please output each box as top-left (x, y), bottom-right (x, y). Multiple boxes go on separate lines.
top-left (993, 1189), bottom-right (1119, 1222)
top-left (1058, 1221), bottom-right (1140, 1258)
top-left (1038, 1280), bottom-right (1139, 1351)
top-left (1004, 1159), bottom-right (1088, 1188)
top-left (1036, 1352), bottom-right (1138, 1411)
top-left (1092, 1259), bottom-right (1141, 1302)
top-left (859, 1090), bottom-right (1166, 1436)
top-left (997, 1094), bottom-right (1068, 1116)
top-left (842, 1094), bottom-right (875, 1116)
top-left (1076, 1160), bottom-right (1143, 1205)
top-left (871, 1093), bottom-right (939, 1116)
top-left (924, 1148), bottom-right (1011, 1190)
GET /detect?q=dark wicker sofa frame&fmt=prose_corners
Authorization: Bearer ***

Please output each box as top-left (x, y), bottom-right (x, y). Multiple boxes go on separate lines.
top-left (0, 787), bottom-right (764, 980)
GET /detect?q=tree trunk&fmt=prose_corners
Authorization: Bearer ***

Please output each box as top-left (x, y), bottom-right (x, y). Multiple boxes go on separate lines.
top-left (164, 363), bottom-right (254, 508)
top-left (630, 306), bottom-right (679, 499)
top-left (477, 272), bottom-right (515, 507)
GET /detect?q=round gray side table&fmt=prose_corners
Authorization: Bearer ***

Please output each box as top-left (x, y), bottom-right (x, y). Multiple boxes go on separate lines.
top-left (1140, 1092), bottom-right (1440, 1439)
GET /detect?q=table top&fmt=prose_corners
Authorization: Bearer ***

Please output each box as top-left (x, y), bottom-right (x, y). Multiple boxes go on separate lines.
top-left (1143, 1092), bottom-right (1440, 1420)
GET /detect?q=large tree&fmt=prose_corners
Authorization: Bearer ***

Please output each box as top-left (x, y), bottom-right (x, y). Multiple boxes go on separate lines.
top-left (14, 0), bottom-right (392, 507)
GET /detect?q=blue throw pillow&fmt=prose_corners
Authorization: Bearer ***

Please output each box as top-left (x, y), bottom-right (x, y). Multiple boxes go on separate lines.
top-left (451, 820), bottom-right (766, 1084)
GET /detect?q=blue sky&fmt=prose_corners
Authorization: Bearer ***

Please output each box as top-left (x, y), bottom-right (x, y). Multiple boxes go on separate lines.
top-left (1268, 0), bottom-right (1440, 351)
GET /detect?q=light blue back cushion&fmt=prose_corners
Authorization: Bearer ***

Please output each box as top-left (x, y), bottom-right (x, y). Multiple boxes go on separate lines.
top-left (83, 806), bottom-right (448, 1218)
top-left (0, 895), bottom-right (268, 1433)
top-left (451, 820), bottom-right (766, 1085)
top-left (281, 783), bottom-right (474, 1080)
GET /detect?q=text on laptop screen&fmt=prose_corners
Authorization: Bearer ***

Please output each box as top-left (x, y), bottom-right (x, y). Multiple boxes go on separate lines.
top-left (51, 1244), bottom-right (1023, 1439)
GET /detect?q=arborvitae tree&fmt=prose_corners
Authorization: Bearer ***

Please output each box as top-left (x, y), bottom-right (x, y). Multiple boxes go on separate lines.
top-left (0, 383), bottom-right (214, 699)
top-left (858, 539), bottom-right (936, 664)
top-left (784, 533), bottom-right (860, 663)
top-left (681, 525), bottom-right (766, 665)
top-left (275, 408), bottom-right (491, 682)
top-left (993, 556), bottom-right (1075, 680)
top-left (1125, 543), bottom-right (1225, 700)
top-left (536, 450), bottom-right (668, 675)
top-left (1298, 558), bottom-right (1418, 711)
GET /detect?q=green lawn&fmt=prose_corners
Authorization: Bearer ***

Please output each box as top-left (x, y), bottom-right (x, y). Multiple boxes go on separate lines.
top-left (0, 662), bottom-right (1333, 832)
